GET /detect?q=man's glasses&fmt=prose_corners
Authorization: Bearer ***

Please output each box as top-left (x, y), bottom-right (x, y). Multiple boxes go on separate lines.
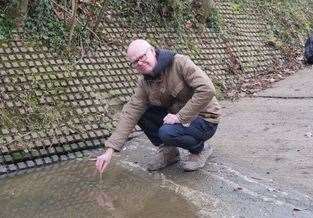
top-left (130, 48), bottom-right (152, 68)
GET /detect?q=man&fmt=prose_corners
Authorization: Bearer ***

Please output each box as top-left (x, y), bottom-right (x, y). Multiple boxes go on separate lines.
top-left (96, 39), bottom-right (221, 173)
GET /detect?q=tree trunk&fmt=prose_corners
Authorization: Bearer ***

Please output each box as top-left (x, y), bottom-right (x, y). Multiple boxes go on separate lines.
top-left (17, 0), bottom-right (30, 28)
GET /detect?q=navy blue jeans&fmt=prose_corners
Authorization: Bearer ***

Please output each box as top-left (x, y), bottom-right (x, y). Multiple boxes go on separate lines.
top-left (137, 106), bottom-right (218, 154)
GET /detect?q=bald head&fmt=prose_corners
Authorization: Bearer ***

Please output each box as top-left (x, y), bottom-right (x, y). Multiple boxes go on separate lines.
top-left (127, 39), bottom-right (153, 58)
top-left (126, 39), bottom-right (157, 75)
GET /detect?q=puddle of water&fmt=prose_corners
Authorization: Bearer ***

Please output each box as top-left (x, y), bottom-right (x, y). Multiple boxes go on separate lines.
top-left (0, 160), bottom-right (197, 218)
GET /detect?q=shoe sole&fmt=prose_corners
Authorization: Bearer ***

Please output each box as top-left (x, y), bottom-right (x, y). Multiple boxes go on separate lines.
top-left (147, 157), bottom-right (179, 171)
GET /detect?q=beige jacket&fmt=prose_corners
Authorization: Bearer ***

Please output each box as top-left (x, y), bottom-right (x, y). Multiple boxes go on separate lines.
top-left (105, 54), bottom-right (221, 151)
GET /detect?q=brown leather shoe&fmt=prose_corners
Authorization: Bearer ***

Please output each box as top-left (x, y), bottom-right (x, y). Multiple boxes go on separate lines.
top-left (147, 145), bottom-right (180, 171)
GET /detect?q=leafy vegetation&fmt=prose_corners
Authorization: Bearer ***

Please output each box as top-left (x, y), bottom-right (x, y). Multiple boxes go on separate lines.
top-left (263, 0), bottom-right (313, 51)
top-left (230, 0), bottom-right (313, 50)
top-left (0, 1), bottom-right (17, 40)
top-left (25, 0), bottom-right (68, 50)
top-left (1, 0), bottom-right (312, 53)
top-left (0, 0), bottom-right (221, 53)
top-left (109, 0), bottom-right (220, 32)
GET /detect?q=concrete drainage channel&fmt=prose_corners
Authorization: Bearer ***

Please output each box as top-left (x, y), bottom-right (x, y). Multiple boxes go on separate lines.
top-left (0, 152), bottom-right (202, 218)
top-left (0, 135), bottom-right (214, 217)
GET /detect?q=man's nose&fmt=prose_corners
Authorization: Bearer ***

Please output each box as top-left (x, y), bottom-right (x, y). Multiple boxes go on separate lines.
top-left (138, 59), bottom-right (145, 64)
top-left (136, 59), bottom-right (145, 67)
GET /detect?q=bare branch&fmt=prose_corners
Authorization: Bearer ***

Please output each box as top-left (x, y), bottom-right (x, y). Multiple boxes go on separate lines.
top-left (69, 0), bottom-right (78, 47)
top-left (50, 0), bottom-right (102, 42)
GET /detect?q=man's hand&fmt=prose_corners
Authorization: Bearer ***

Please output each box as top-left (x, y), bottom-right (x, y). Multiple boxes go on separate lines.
top-left (96, 148), bottom-right (114, 173)
top-left (163, 113), bottom-right (180, 124)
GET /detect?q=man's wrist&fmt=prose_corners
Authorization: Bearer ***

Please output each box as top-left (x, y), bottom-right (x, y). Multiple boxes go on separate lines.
top-left (176, 114), bottom-right (190, 127)
top-left (105, 147), bottom-right (114, 154)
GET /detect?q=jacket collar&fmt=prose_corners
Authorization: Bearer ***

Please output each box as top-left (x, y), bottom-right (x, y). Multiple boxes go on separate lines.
top-left (144, 48), bottom-right (175, 81)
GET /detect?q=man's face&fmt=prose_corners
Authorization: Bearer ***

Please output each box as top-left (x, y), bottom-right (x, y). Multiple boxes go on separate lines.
top-left (127, 46), bottom-right (157, 75)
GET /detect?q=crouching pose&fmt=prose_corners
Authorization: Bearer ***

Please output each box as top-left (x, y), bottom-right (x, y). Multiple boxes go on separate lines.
top-left (96, 39), bottom-right (221, 172)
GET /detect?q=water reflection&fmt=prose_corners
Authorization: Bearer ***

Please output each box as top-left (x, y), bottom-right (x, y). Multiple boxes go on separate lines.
top-left (0, 160), bottom-right (197, 218)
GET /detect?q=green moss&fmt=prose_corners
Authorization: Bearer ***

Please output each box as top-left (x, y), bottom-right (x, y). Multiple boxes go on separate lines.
top-left (12, 152), bottom-right (23, 161)
top-left (231, 3), bottom-right (243, 14)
